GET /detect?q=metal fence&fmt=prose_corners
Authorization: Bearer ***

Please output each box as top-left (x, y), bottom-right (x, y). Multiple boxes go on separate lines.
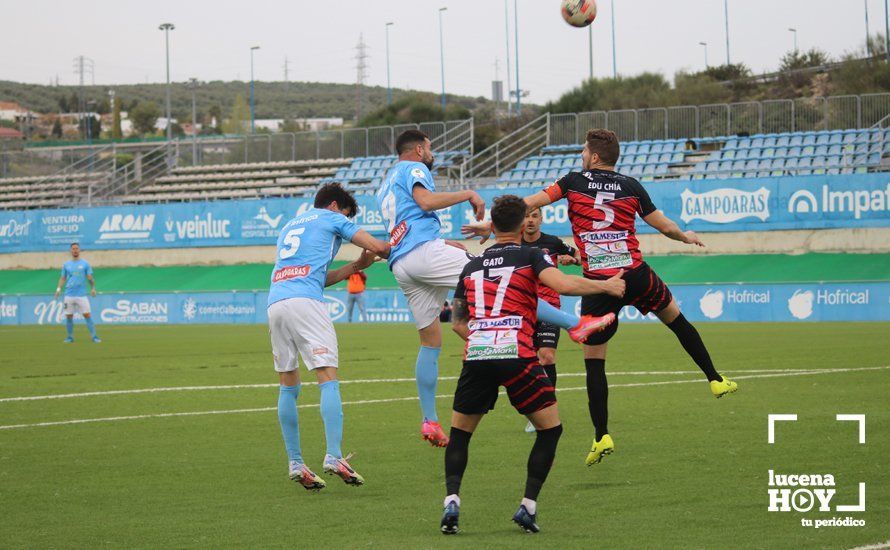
top-left (170, 119), bottom-right (472, 168)
top-left (547, 93), bottom-right (890, 145)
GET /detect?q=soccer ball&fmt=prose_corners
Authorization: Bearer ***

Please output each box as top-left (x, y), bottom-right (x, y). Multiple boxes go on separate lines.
top-left (561, 0), bottom-right (597, 27)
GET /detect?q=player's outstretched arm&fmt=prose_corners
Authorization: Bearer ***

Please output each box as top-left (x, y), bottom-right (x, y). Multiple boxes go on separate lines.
top-left (54, 275), bottom-right (65, 299)
top-left (539, 268), bottom-right (626, 298)
top-left (351, 229), bottom-right (392, 259)
top-left (325, 250), bottom-right (379, 288)
top-left (524, 190), bottom-right (553, 210)
top-left (450, 298), bottom-right (470, 341)
top-left (412, 186), bottom-right (485, 221)
top-left (642, 210), bottom-right (705, 247)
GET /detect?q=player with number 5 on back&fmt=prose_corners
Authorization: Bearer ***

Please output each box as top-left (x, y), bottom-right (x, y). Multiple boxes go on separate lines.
top-left (520, 129), bottom-right (739, 467)
top-left (268, 183), bottom-right (391, 492)
top-left (377, 130), bottom-right (616, 449)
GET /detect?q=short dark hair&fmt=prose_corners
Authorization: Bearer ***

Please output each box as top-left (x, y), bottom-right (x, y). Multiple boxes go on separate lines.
top-left (395, 129), bottom-right (429, 155)
top-left (491, 195), bottom-right (528, 233)
top-left (70, 242), bottom-right (79, 248)
top-left (585, 129), bottom-right (620, 166)
top-left (314, 182), bottom-right (358, 217)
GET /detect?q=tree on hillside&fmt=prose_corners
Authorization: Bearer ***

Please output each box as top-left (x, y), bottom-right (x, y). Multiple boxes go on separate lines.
top-left (223, 94), bottom-right (250, 134)
top-left (129, 101), bottom-right (161, 135)
top-left (111, 97), bottom-right (123, 139)
top-left (774, 48), bottom-right (832, 96)
top-left (545, 73), bottom-right (673, 113)
top-left (206, 104), bottom-right (223, 134)
top-left (51, 118), bottom-right (63, 139)
top-left (358, 94), bottom-right (471, 127)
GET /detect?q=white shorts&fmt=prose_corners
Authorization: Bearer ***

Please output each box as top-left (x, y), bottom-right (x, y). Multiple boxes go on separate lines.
top-left (392, 239), bottom-right (473, 329)
top-left (63, 296), bottom-right (91, 316)
top-left (268, 297), bottom-right (338, 372)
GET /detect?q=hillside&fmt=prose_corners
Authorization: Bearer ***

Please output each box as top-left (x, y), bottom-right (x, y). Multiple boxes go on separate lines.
top-left (0, 80), bottom-right (489, 122)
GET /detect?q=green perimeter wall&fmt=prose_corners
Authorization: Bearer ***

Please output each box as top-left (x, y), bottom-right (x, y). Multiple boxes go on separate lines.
top-left (2, 254), bottom-right (888, 295)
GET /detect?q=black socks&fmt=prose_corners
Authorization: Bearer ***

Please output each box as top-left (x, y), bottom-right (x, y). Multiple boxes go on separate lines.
top-left (666, 314), bottom-right (722, 382)
top-left (542, 364), bottom-right (557, 387)
top-left (585, 358), bottom-right (609, 440)
top-left (444, 427), bottom-right (472, 496)
top-left (525, 424), bottom-right (563, 501)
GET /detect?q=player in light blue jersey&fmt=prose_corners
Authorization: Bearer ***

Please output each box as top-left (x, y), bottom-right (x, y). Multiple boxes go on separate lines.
top-left (377, 130), bottom-right (609, 448)
top-left (268, 183), bottom-right (391, 491)
top-left (53, 243), bottom-right (100, 343)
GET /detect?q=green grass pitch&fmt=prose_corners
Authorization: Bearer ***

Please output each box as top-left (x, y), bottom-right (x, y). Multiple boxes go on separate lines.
top-left (1, 322), bottom-right (888, 549)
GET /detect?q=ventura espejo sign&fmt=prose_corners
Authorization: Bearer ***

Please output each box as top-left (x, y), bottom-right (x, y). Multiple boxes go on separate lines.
top-left (0, 174), bottom-right (888, 254)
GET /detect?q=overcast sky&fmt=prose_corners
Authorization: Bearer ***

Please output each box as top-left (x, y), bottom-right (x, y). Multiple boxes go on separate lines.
top-left (1, 0), bottom-right (882, 102)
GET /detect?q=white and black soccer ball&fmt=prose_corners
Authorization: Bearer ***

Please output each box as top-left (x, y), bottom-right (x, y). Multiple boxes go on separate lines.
top-left (561, 0), bottom-right (598, 28)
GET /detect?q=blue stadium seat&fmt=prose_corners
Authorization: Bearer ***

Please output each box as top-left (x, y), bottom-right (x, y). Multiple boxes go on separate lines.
top-left (785, 158), bottom-right (799, 169)
top-left (867, 152), bottom-right (881, 164)
top-left (789, 134), bottom-right (804, 147)
top-left (527, 159), bottom-right (539, 170)
top-left (748, 148), bottom-right (762, 159)
top-left (538, 158), bottom-right (551, 169)
top-left (811, 157), bottom-right (826, 168)
top-left (774, 147), bottom-right (788, 157)
top-left (802, 134), bottom-right (817, 146)
top-left (815, 133), bottom-right (830, 146)
top-left (744, 159), bottom-right (759, 170)
top-left (724, 139), bottom-right (738, 150)
top-left (776, 135), bottom-right (791, 147)
top-left (828, 144), bottom-right (842, 156)
top-left (751, 137), bottom-right (764, 148)
top-left (827, 156), bottom-right (843, 167)
top-left (718, 161), bottom-right (732, 171)
top-left (762, 137), bottom-right (777, 148)
top-left (757, 159), bottom-right (772, 170)
top-left (802, 146), bottom-right (815, 156)
top-left (637, 143), bottom-right (651, 154)
top-left (659, 153), bottom-right (672, 163)
top-left (814, 145), bottom-right (829, 156)
top-left (771, 158), bottom-right (785, 169)
top-left (625, 143), bottom-right (638, 155)
top-left (762, 148), bottom-right (775, 158)
top-left (828, 132), bottom-right (843, 145)
top-left (672, 152), bottom-right (685, 162)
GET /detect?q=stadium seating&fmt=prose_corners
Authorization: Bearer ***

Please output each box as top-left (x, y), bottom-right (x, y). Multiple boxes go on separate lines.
top-left (119, 158), bottom-right (349, 203)
top-left (0, 172), bottom-right (108, 210)
top-left (316, 150), bottom-right (469, 196)
top-left (499, 128), bottom-right (888, 187)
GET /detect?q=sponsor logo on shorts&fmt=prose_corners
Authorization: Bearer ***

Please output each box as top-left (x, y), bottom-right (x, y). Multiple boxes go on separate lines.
top-left (312, 347), bottom-right (331, 356)
top-left (389, 220), bottom-right (409, 247)
top-left (273, 265), bottom-right (311, 282)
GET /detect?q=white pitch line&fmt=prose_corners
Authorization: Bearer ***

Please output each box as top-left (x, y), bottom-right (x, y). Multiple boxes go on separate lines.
top-left (0, 365), bottom-right (888, 431)
top-left (848, 542), bottom-right (890, 550)
top-left (0, 368), bottom-right (817, 403)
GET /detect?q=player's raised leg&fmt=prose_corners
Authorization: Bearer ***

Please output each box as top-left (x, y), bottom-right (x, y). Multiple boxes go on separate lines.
top-left (655, 299), bottom-right (738, 398)
top-left (584, 342), bottom-right (614, 466)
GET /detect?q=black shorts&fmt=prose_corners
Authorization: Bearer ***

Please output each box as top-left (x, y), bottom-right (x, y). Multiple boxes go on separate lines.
top-left (581, 262), bottom-right (673, 345)
top-left (452, 358), bottom-right (556, 416)
top-left (533, 321), bottom-right (560, 349)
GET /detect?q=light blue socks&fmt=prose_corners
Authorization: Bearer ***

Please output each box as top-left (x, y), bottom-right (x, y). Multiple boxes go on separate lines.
top-left (319, 380), bottom-right (344, 459)
top-left (537, 300), bottom-right (578, 330)
top-left (277, 384), bottom-right (302, 463)
top-left (416, 346), bottom-right (441, 422)
top-left (65, 317), bottom-right (74, 339)
top-left (84, 316), bottom-right (98, 339)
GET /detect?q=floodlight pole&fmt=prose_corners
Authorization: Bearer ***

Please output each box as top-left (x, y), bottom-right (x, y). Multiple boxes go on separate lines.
top-left (189, 78), bottom-right (198, 163)
top-left (788, 28), bottom-right (798, 53)
top-left (699, 42), bottom-right (709, 69)
top-left (865, 0), bottom-right (873, 58)
top-left (724, 0), bottom-right (731, 65)
top-left (159, 23), bottom-right (175, 143)
top-left (610, 0), bottom-right (617, 78)
top-left (514, 0), bottom-right (521, 114)
top-left (504, 0), bottom-right (512, 116)
top-left (250, 46), bottom-right (260, 134)
top-left (439, 8), bottom-right (447, 113)
top-left (385, 22), bottom-right (394, 105)
top-left (588, 24), bottom-right (594, 80)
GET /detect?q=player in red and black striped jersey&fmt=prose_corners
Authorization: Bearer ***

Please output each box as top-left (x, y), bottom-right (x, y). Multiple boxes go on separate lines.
top-left (440, 195), bottom-right (623, 535)
top-left (519, 208), bottom-right (581, 432)
top-left (520, 129), bottom-right (739, 467)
